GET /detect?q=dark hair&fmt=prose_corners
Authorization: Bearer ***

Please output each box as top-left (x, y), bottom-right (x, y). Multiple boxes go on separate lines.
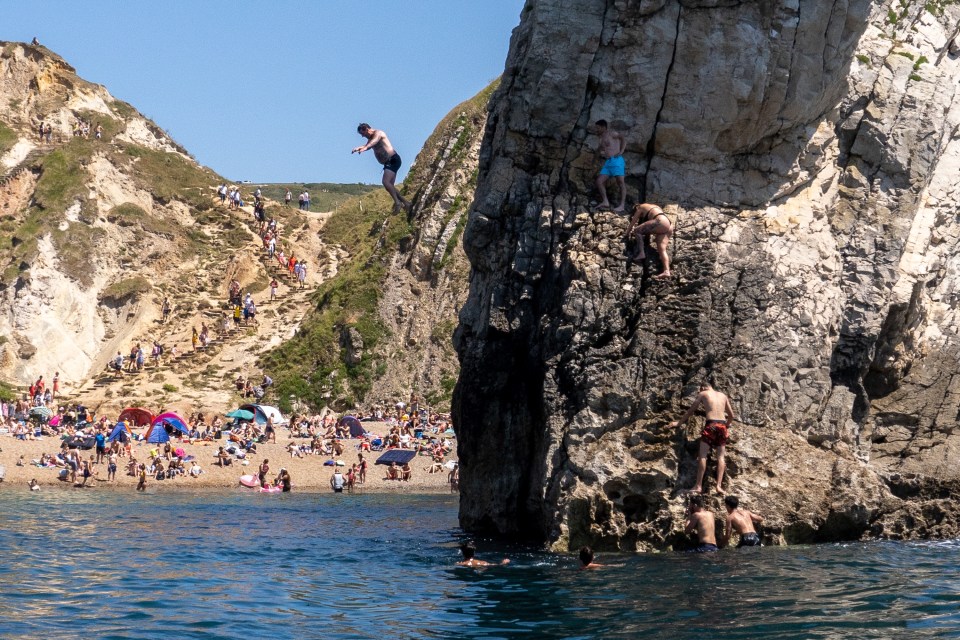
top-left (595, 119), bottom-right (608, 128)
top-left (357, 122), bottom-right (371, 133)
top-left (579, 546), bottom-right (594, 565)
top-left (689, 494), bottom-right (705, 509)
top-left (724, 496), bottom-right (739, 510)
top-left (460, 541), bottom-right (476, 559)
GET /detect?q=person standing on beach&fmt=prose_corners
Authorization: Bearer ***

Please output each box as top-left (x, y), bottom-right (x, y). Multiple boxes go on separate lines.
top-left (136, 464), bottom-right (147, 491)
top-left (358, 453), bottom-right (367, 484)
top-left (352, 123), bottom-right (411, 213)
top-left (669, 381), bottom-right (736, 494)
top-left (594, 119), bottom-right (627, 213)
top-left (722, 495), bottom-right (763, 548)
top-left (684, 495), bottom-right (719, 553)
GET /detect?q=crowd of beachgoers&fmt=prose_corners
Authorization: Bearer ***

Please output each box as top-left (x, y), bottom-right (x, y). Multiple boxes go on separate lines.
top-left (0, 393), bottom-right (459, 493)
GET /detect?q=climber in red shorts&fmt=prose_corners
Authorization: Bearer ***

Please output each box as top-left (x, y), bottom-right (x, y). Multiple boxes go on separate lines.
top-left (669, 382), bottom-right (736, 495)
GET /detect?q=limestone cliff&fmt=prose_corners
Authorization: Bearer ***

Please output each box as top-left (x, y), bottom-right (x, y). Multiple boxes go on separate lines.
top-left (454, 1), bottom-right (960, 549)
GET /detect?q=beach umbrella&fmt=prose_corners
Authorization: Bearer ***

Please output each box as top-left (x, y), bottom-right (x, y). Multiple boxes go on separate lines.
top-left (29, 406), bottom-right (52, 419)
top-left (226, 409), bottom-right (254, 421)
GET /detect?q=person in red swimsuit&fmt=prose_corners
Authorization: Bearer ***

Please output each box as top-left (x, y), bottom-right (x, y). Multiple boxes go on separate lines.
top-left (669, 382), bottom-right (736, 494)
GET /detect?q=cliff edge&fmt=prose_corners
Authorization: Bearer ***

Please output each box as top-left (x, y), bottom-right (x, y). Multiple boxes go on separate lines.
top-left (454, 0), bottom-right (960, 549)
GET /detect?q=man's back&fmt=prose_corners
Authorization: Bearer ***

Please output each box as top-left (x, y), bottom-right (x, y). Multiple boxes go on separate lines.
top-left (700, 389), bottom-right (731, 421)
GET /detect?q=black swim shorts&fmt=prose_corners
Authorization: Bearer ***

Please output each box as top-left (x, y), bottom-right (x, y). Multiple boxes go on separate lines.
top-left (738, 532), bottom-right (761, 547)
top-left (383, 153), bottom-right (402, 174)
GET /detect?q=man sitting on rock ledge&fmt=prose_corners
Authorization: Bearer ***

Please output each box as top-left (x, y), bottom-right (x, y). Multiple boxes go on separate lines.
top-left (669, 381), bottom-right (735, 494)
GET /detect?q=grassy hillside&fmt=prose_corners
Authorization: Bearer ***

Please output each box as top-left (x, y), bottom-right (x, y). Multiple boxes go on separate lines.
top-left (0, 119), bottom-right (15, 156)
top-left (260, 189), bottom-right (410, 410)
top-left (239, 183), bottom-right (377, 212)
top-left (0, 134), bottom-right (221, 288)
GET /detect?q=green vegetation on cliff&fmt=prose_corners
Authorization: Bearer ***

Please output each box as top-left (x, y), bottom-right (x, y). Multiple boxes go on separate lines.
top-left (0, 131), bottom-right (221, 288)
top-left (260, 189), bottom-right (410, 410)
top-left (0, 119), bottom-right (16, 156)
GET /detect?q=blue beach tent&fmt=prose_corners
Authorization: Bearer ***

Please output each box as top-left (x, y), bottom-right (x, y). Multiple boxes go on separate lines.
top-left (144, 412), bottom-right (190, 444)
top-left (107, 421), bottom-right (131, 444)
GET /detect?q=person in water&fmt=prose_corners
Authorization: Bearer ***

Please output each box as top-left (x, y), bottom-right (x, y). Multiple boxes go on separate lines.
top-left (456, 541), bottom-right (510, 567)
top-left (723, 495), bottom-right (763, 548)
top-left (275, 468), bottom-right (292, 492)
top-left (684, 494), bottom-right (718, 553)
top-left (330, 468), bottom-right (345, 493)
top-left (669, 381), bottom-right (736, 494)
top-left (627, 203), bottom-right (674, 279)
top-left (352, 122), bottom-right (411, 213)
top-left (578, 546), bottom-right (603, 569)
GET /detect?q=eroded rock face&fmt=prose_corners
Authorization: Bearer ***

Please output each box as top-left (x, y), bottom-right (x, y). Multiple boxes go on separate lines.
top-left (454, 0), bottom-right (960, 549)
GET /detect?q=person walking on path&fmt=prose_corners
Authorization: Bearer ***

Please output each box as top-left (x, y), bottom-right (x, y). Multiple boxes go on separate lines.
top-left (669, 381), bottom-right (736, 494)
top-left (594, 119), bottom-right (627, 212)
top-left (352, 123), bottom-right (411, 213)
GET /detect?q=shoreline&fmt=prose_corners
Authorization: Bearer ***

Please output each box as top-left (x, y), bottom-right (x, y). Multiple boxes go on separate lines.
top-left (0, 434), bottom-right (458, 493)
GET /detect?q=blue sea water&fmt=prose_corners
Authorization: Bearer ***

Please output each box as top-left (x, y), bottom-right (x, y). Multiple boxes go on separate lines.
top-left (0, 490), bottom-right (958, 639)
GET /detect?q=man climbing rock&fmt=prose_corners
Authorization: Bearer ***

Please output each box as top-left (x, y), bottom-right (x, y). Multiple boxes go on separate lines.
top-left (722, 495), bottom-right (763, 548)
top-left (594, 119), bottom-right (626, 212)
top-left (627, 203), bottom-right (673, 279)
top-left (352, 122), bottom-right (411, 213)
top-left (669, 381), bottom-right (736, 494)
top-left (684, 494), bottom-right (719, 553)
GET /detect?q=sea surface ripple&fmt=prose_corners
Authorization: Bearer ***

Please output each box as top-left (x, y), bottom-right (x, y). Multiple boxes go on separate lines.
top-left (0, 490), bottom-right (957, 639)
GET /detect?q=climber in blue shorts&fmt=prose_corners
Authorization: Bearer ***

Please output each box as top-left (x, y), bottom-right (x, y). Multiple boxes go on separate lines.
top-left (595, 119), bottom-right (627, 212)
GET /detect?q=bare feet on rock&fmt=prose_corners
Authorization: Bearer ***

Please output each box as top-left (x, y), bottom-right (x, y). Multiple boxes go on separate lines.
top-left (653, 271), bottom-right (672, 280)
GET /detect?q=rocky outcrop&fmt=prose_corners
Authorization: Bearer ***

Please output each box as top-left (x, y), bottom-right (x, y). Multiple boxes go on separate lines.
top-left (454, 1), bottom-right (960, 549)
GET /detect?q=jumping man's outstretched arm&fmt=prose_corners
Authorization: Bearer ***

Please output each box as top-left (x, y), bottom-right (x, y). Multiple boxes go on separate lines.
top-left (352, 130), bottom-right (384, 154)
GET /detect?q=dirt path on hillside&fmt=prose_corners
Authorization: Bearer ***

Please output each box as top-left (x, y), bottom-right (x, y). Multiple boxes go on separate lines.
top-left (64, 199), bottom-right (340, 417)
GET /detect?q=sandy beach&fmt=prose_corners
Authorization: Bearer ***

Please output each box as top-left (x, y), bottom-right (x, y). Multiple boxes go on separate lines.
top-left (0, 430), bottom-right (459, 494)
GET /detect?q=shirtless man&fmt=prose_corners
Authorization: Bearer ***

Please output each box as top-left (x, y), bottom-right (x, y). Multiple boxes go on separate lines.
top-left (594, 119), bottom-right (627, 212)
top-left (723, 495), bottom-right (763, 548)
top-left (627, 203), bottom-right (673, 279)
top-left (684, 494), bottom-right (719, 552)
top-left (352, 123), bottom-right (411, 213)
top-left (669, 382), bottom-right (736, 494)
top-left (456, 541), bottom-right (510, 567)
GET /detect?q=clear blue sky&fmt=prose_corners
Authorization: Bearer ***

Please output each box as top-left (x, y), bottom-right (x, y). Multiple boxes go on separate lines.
top-left (4, 1), bottom-right (523, 183)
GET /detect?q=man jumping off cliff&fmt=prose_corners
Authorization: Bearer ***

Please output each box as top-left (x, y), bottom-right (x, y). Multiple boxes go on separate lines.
top-left (627, 203), bottom-right (673, 279)
top-left (594, 119), bottom-right (626, 212)
top-left (669, 381), bottom-right (736, 494)
top-left (352, 123), bottom-right (411, 214)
